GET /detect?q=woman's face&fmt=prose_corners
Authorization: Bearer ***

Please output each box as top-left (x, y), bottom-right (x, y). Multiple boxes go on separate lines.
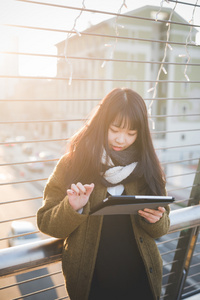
top-left (108, 121), bottom-right (137, 152)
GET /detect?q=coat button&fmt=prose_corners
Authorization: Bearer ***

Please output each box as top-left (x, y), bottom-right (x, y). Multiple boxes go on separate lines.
top-left (149, 267), bottom-right (153, 273)
top-left (139, 237), bottom-right (143, 243)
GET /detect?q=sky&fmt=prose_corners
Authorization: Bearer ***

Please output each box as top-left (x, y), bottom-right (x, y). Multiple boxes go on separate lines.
top-left (0, 0), bottom-right (200, 76)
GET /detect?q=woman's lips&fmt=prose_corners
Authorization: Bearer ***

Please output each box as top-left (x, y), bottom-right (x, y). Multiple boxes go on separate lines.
top-left (112, 146), bottom-right (124, 151)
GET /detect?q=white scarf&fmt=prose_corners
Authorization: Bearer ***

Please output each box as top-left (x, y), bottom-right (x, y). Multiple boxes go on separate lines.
top-left (101, 149), bottom-right (137, 195)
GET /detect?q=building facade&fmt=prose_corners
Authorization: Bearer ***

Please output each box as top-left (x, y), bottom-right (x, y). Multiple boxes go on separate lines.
top-left (56, 5), bottom-right (200, 162)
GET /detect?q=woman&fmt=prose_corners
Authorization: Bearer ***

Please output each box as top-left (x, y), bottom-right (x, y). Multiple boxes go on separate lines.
top-left (37, 88), bottom-right (170, 300)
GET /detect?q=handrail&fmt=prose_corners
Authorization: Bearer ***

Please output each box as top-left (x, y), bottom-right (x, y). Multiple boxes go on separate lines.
top-left (169, 205), bottom-right (200, 233)
top-left (0, 205), bottom-right (200, 278)
top-left (0, 238), bottom-right (63, 278)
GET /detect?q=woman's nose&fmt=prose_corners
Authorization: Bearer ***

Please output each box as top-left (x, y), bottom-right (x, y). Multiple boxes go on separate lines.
top-left (115, 133), bottom-right (125, 144)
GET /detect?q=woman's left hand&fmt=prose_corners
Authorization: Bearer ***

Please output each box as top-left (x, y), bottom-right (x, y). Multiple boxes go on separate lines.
top-left (138, 207), bottom-right (165, 224)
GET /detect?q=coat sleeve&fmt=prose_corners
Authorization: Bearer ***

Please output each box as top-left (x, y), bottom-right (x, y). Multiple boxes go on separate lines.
top-left (37, 154), bottom-right (88, 239)
top-left (137, 185), bottom-right (171, 239)
top-left (137, 204), bottom-right (170, 239)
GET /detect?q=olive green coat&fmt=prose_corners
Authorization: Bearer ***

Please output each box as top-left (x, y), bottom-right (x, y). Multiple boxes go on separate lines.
top-left (37, 154), bottom-right (170, 300)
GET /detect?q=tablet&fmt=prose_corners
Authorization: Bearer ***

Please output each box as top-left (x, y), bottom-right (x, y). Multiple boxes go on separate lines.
top-left (89, 195), bottom-right (175, 216)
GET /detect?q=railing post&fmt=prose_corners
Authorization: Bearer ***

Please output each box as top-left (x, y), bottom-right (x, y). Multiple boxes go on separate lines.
top-left (165, 159), bottom-right (200, 300)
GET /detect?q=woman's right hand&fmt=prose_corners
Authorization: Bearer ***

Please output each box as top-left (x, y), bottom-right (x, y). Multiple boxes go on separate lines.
top-left (67, 182), bottom-right (95, 211)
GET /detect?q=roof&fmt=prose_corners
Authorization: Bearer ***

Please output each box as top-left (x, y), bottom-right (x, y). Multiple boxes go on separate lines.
top-left (56, 4), bottom-right (196, 47)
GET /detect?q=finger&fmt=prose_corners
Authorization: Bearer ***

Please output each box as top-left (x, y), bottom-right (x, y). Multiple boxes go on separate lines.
top-left (76, 182), bottom-right (86, 194)
top-left (67, 189), bottom-right (74, 195)
top-left (143, 208), bottom-right (163, 218)
top-left (143, 208), bottom-right (158, 214)
top-left (84, 183), bottom-right (94, 189)
top-left (84, 183), bottom-right (95, 196)
top-left (147, 215), bottom-right (160, 223)
top-left (158, 206), bottom-right (165, 213)
top-left (138, 210), bottom-right (161, 223)
top-left (140, 211), bottom-right (160, 223)
top-left (71, 183), bottom-right (80, 194)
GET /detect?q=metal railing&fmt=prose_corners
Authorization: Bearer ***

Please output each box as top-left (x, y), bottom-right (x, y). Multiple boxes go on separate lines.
top-left (0, 205), bottom-right (200, 299)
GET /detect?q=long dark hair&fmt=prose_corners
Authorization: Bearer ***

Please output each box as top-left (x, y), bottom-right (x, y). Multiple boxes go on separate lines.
top-left (66, 88), bottom-right (165, 195)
